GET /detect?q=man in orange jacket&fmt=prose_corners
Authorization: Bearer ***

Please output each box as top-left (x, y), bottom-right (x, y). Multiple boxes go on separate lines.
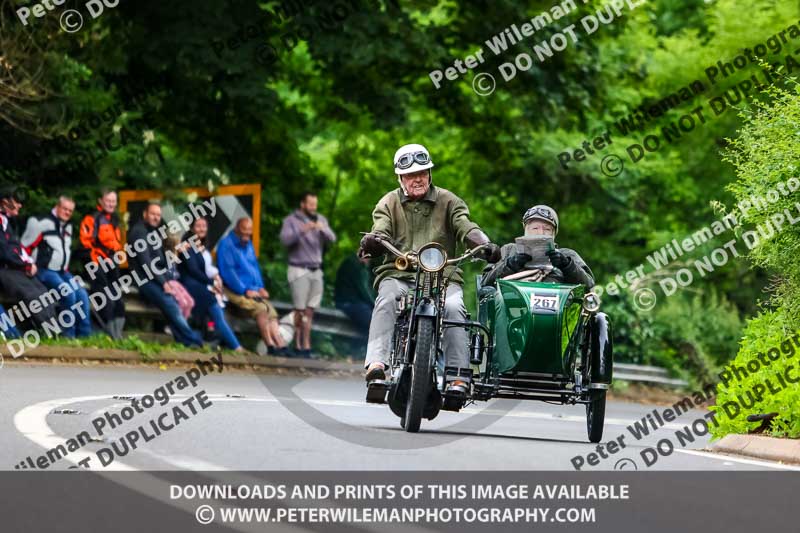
top-left (79, 188), bottom-right (125, 338)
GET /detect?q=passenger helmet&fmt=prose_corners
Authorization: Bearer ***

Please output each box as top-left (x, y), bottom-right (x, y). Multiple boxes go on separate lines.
top-left (522, 204), bottom-right (559, 235)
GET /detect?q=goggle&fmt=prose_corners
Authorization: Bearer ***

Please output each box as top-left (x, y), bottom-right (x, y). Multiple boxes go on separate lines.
top-left (394, 151), bottom-right (431, 170)
top-left (524, 207), bottom-right (556, 223)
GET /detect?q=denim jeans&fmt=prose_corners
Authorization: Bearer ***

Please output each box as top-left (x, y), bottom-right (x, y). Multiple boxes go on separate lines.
top-left (139, 281), bottom-right (203, 347)
top-left (0, 304), bottom-right (21, 339)
top-left (207, 303), bottom-right (241, 350)
top-left (36, 269), bottom-right (93, 338)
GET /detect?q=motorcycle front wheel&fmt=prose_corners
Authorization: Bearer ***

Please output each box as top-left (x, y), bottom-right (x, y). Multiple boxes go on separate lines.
top-left (404, 317), bottom-right (435, 433)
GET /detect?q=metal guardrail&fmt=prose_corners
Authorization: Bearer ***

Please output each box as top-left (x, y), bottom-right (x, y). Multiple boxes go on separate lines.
top-left (17, 287), bottom-right (685, 384)
top-left (614, 363), bottom-right (688, 387)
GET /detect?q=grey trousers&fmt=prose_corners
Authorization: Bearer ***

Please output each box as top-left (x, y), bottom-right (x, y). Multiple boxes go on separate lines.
top-left (364, 278), bottom-right (469, 370)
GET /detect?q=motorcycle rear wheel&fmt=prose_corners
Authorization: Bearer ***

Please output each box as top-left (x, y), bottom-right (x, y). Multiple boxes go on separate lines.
top-left (404, 317), bottom-right (435, 433)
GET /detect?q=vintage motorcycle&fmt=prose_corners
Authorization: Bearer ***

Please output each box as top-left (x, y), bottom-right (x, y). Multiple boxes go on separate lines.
top-left (365, 234), bottom-right (613, 442)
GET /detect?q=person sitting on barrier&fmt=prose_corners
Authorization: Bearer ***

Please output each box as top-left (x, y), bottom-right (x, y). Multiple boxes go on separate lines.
top-left (21, 195), bottom-right (93, 338)
top-left (481, 204), bottom-right (594, 287)
top-left (179, 217), bottom-right (243, 352)
top-left (79, 188), bottom-right (125, 339)
top-left (0, 186), bottom-right (58, 329)
top-left (128, 202), bottom-right (204, 348)
top-left (217, 217), bottom-right (289, 356)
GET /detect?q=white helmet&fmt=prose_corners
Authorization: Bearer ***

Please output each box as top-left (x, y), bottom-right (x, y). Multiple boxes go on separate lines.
top-left (393, 143), bottom-right (434, 176)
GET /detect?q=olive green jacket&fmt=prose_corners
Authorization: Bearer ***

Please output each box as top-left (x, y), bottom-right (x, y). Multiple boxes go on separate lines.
top-left (369, 185), bottom-right (482, 287)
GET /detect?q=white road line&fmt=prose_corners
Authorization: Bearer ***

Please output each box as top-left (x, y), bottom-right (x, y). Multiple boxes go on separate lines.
top-left (673, 448), bottom-right (800, 471)
top-left (14, 395), bottom-right (138, 471)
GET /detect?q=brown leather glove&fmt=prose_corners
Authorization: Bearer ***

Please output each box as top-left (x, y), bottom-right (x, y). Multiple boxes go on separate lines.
top-left (465, 229), bottom-right (501, 262)
top-left (360, 233), bottom-right (386, 256)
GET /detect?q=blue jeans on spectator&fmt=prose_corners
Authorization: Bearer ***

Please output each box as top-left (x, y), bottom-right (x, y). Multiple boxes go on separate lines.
top-left (139, 281), bottom-right (203, 347)
top-left (207, 303), bottom-right (241, 350)
top-left (37, 269), bottom-right (92, 338)
top-left (0, 304), bottom-right (21, 339)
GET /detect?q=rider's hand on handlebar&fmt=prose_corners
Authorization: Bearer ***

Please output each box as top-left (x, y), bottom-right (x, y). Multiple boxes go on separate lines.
top-left (359, 233), bottom-right (385, 256)
top-left (546, 249), bottom-right (572, 270)
top-left (476, 242), bottom-right (501, 262)
top-left (507, 253), bottom-right (532, 272)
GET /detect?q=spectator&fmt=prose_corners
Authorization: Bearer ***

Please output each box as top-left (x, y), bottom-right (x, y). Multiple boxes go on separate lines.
top-left (127, 202), bottom-right (203, 347)
top-left (279, 192), bottom-right (336, 358)
top-left (21, 196), bottom-right (92, 338)
top-left (334, 250), bottom-right (376, 335)
top-left (163, 233), bottom-right (195, 319)
top-left (79, 188), bottom-right (125, 339)
top-left (0, 186), bottom-right (57, 328)
top-left (218, 217), bottom-right (288, 356)
top-left (179, 217), bottom-right (244, 352)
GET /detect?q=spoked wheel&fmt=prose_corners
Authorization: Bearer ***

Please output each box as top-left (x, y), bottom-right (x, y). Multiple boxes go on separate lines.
top-left (404, 317), bottom-right (435, 433)
top-left (586, 390), bottom-right (607, 443)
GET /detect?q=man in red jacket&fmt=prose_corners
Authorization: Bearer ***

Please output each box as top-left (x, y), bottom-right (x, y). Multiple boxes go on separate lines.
top-left (79, 188), bottom-right (125, 339)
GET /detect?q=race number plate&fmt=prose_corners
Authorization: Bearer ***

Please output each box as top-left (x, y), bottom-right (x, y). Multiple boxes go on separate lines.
top-left (531, 294), bottom-right (559, 311)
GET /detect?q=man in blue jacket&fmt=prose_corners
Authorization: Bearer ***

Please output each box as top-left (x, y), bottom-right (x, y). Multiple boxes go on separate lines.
top-left (218, 217), bottom-right (289, 356)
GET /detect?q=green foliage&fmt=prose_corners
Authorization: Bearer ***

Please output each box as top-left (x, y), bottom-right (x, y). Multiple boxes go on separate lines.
top-left (710, 78), bottom-right (800, 437)
top-left (38, 334), bottom-right (223, 361)
top-left (710, 309), bottom-right (800, 438)
top-left (4, 0), bottom-right (800, 373)
top-left (602, 289), bottom-right (742, 387)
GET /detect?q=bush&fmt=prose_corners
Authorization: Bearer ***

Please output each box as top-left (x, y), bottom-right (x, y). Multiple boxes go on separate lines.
top-left (710, 309), bottom-right (800, 438)
top-left (601, 290), bottom-right (742, 386)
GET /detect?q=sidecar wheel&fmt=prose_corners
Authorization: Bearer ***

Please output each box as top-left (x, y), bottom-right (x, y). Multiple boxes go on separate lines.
top-left (405, 317), bottom-right (435, 433)
top-left (586, 390), bottom-right (606, 443)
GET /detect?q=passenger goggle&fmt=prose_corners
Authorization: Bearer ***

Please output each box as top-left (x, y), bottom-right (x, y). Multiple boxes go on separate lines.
top-left (524, 208), bottom-right (556, 223)
top-left (394, 151), bottom-right (431, 170)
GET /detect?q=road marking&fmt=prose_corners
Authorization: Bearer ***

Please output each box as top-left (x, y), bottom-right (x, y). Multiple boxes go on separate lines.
top-left (14, 395), bottom-right (138, 471)
top-left (21, 393), bottom-right (793, 474)
top-left (673, 448), bottom-right (800, 471)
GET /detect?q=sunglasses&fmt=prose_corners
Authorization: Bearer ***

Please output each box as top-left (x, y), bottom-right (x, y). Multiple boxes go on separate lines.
top-left (394, 151), bottom-right (431, 170)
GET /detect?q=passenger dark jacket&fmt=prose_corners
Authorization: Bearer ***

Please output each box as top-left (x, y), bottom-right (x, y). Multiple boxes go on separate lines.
top-left (481, 242), bottom-right (595, 287)
top-left (127, 220), bottom-right (174, 287)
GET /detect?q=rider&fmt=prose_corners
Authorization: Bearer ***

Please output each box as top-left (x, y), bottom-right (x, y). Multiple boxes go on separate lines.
top-left (481, 205), bottom-right (594, 287)
top-left (360, 143), bottom-right (499, 395)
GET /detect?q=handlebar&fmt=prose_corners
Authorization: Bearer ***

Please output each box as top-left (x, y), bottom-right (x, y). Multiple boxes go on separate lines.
top-left (361, 233), bottom-right (489, 267)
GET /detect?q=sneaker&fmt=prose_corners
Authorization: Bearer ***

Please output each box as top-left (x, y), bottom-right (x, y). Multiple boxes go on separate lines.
top-left (365, 362), bottom-right (386, 382)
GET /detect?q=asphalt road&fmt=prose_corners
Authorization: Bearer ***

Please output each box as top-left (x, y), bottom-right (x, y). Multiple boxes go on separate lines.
top-left (1, 362), bottom-right (796, 472)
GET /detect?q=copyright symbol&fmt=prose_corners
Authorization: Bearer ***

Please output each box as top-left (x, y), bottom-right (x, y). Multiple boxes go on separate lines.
top-left (600, 154), bottom-right (624, 177)
top-left (472, 73), bottom-right (496, 96)
top-left (614, 458), bottom-right (638, 470)
top-left (195, 505), bottom-right (214, 525)
top-left (60, 10), bottom-right (83, 33)
top-left (254, 44), bottom-right (278, 67)
top-left (633, 288), bottom-right (657, 312)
